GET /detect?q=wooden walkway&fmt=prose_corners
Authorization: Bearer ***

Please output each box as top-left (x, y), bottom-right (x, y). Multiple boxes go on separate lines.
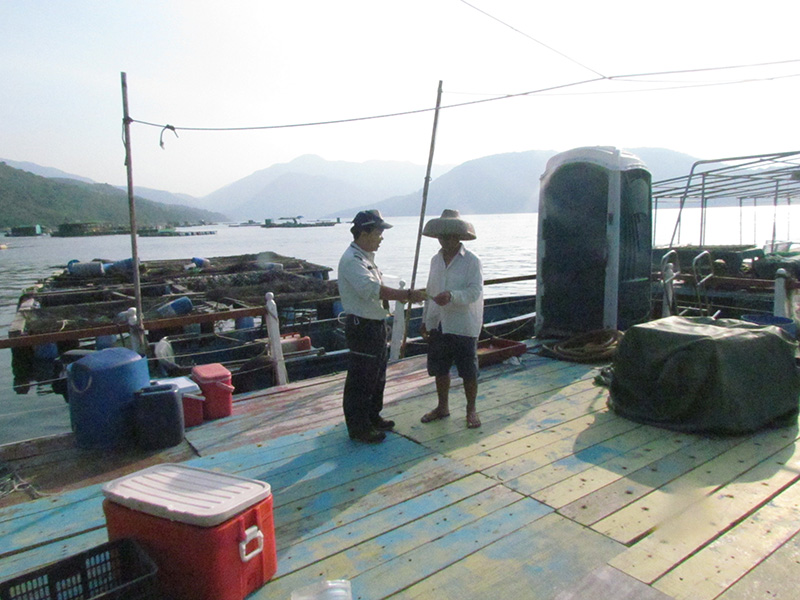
top-left (1, 349), bottom-right (799, 599)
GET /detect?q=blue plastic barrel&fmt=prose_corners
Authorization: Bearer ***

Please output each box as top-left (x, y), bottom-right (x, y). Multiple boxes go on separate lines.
top-left (67, 347), bottom-right (150, 449)
top-left (106, 258), bottom-right (135, 274)
top-left (235, 316), bottom-right (255, 330)
top-left (156, 296), bottom-right (193, 318)
top-left (741, 314), bottom-right (798, 338)
top-left (134, 383), bottom-right (185, 450)
top-left (68, 261), bottom-right (105, 276)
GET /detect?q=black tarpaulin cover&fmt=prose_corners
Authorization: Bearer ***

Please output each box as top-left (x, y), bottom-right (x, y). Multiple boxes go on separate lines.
top-left (609, 316), bottom-right (800, 434)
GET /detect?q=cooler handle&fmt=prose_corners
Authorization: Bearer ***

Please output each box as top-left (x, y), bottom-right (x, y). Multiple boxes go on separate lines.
top-left (216, 382), bottom-right (235, 393)
top-left (239, 525), bottom-right (264, 562)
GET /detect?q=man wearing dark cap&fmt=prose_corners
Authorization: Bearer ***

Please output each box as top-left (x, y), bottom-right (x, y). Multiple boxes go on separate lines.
top-left (338, 210), bottom-right (426, 443)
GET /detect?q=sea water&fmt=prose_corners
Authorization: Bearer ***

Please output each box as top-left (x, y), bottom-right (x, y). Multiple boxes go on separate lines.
top-left (0, 207), bottom-right (795, 444)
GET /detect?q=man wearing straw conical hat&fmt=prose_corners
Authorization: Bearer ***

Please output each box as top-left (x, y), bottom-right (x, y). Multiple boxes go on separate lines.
top-left (419, 209), bottom-right (484, 429)
top-left (338, 209), bottom-right (427, 443)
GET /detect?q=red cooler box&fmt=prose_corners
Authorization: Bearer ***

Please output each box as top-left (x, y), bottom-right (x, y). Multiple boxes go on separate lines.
top-left (191, 363), bottom-right (234, 420)
top-left (103, 464), bottom-right (277, 600)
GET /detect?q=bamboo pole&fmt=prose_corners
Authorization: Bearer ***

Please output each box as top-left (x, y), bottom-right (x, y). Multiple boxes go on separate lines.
top-left (120, 72), bottom-right (147, 353)
top-left (400, 80), bottom-right (443, 358)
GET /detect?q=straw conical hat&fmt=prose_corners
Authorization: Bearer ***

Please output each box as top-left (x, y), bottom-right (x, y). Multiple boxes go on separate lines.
top-left (422, 209), bottom-right (476, 240)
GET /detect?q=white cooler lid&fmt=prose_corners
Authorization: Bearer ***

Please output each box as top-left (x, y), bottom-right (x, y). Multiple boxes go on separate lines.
top-left (102, 463), bottom-right (271, 527)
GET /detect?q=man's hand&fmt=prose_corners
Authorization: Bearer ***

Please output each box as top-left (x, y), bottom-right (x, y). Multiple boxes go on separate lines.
top-left (433, 291), bottom-right (452, 306)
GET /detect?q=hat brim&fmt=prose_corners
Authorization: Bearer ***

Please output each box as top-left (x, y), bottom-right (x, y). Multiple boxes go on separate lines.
top-left (422, 219), bottom-right (476, 240)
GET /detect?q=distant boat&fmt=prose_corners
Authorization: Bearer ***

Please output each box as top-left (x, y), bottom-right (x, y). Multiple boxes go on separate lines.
top-left (228, 220), bottom-right (262, 228)
top-left (262, 216), bottom-right (339, 228)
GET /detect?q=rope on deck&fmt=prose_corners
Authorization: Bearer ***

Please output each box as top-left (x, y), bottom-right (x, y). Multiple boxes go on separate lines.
top-left (541, 329), bottom-right (624, 363)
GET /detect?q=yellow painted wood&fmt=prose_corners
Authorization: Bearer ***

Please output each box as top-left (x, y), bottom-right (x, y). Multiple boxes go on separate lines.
top-left (611, 438), bottom-right (800, 583)
top-left (594, 426), bottom-right (798, 544)
top-left (505, 424), bottom-right (672, 497)
top-left (390, 513), bottom-right (625, 600)
top-left (481, 416), bottom-right (637, 484)
top-left (535, 432), bottom-right (698, 509)
top-left (558, 435), bottom-right (742, 526)
top-left (653, 478), bottom-right (800, 600)
top-left (253, 486), bottom-right (539, 599)
top-left (445, 384), bottom-right (610, 462)
top-left (716, 530), bottom-right (800, 600)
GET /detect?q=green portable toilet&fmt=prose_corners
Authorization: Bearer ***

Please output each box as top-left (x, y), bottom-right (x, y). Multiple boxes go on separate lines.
top-left (536, 147), bottom-right (652, 338)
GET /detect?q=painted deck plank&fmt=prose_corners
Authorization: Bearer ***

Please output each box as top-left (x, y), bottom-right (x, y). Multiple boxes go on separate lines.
top-left (0, 495), bottom-right (105, 560)
top-left (610, 438), bottom-right (800, 584)
top-left (275, 474), bottom-right (506, 576)
top-left (252, 489), bottom-right (548, 598)
top-left (392, 514), bottom-right (627, 600)
top-left (480, 416), bottom-right (640, 483)
top-left (595, 425), bottom-right (799, 544)
top-left (716, 529), bottom-right (800, 600)
top-left (0, 529), bottom-right (108, 582)
top-left (652, 478), bottom-right (800, 600)
top-left (398, 365), bottom-right (600, 445)
top-left (273, 457), bottom-right (475, 547)
top-left (441, 383), bottom-right (610, 462)
top-left (505, 424), bottom-right (675, 498)
top-left (534, 431), bottom-right (699, 508)
top-left (557, 435), bottom-right (744, 525)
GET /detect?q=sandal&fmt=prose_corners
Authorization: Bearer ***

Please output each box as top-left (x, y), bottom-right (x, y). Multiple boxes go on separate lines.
top-left (466, 412), bottom-right (481, 429)
top-left (421, 409), bottom-right (450, 423)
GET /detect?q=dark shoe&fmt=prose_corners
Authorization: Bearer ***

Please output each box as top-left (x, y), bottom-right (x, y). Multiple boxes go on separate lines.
top-left (349, 429), bottom-right (386, 443)
top-left (372, 418), bottom-right (395, 431)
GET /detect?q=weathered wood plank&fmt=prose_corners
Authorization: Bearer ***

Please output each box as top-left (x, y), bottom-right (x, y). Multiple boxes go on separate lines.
top-left (440, 382), bottom-right (609, 461)
top-left (0, 528), bottom-right (108, 582)
top-left (595, 426), bottom-right (798, 545)
top-left (508, 425), bottom-right (674, 498)
top-left (557, 435), bottom-right (744, 526)
top-left (481, 417), bottom-right (639, 483)
top-left (610, 440), bottom-right (800, 584)
top-left (273, 457), bottom-right (475, 546)
top-left (716, 529), bottom-right (800, 600)
top-left (535, 432), bottom-right (699, 508)
top-left (0, 496), bottom-right (105, 560)
top-left (653, 478), bottom-right (800, 600)
top-left (388, 513), bottom-right (625, 600)
top-left (252, 489), bottom-right (547, 598)
top-left (275, 474), bottom-right (503, 576)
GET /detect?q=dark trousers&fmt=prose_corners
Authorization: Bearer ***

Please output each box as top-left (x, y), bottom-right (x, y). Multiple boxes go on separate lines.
top-left (343, 315), bottom-right (389, 435)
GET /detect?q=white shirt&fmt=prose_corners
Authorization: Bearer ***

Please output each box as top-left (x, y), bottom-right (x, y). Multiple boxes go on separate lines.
top-left (423, 244), bottom-right (483, 337)
top-left (337, 242), bottom-right (389, 320)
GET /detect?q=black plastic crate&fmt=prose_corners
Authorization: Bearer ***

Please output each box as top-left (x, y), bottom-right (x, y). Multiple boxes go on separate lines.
top-left (0, 538), bottom-right (159, 600)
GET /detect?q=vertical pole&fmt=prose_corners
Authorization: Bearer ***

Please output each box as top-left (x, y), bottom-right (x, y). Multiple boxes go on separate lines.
top-left (120, 72), bottom-right (146, 353)
top-left (603, 150), bottom-right (621, 331)
top-left (265, 292), bottom-right (288, 385)
top-left (400, 80), bottom-right (443, 358)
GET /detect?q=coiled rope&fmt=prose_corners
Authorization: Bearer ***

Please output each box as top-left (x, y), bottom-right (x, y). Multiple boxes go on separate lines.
top-left (542, 329), bottom-right (624, 363)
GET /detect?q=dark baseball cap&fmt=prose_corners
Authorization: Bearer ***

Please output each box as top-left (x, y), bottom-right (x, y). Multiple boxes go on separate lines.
top-left (351, 209), bottom-right (393, 229)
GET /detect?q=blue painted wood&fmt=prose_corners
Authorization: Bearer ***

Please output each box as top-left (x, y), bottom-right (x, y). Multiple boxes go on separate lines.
top-left (0, 528), bottom-right (107, 582)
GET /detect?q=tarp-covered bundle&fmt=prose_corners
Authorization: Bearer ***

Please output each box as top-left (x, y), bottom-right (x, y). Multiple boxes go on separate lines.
top-left (609, 316), bottom-right (800, 434)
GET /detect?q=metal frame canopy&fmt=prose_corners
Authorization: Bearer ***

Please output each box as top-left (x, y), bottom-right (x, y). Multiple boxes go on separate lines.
top-left (652, 150), bottom-right (800, 247)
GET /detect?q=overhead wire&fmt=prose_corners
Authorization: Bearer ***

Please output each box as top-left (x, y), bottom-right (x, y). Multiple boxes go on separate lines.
top-left (129, 59), bottom-right (800, 137)
top-left (455, 0), bottom-right (607, 79)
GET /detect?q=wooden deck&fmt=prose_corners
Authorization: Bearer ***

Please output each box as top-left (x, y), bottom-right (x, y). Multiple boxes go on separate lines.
top-left (1, 348), bottom-right (799, 599)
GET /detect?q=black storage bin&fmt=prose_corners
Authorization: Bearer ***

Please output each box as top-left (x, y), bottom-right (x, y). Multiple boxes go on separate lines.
top-left (0, 538), bottom-right (158, 600)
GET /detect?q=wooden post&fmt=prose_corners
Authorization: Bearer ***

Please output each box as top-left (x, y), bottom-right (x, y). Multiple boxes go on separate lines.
top-left (120, 72), bottom-right (147, 354)
top-left (265, 292), bottom-right (288, 385)
top-left (400, 80), bottom-right (443, 357)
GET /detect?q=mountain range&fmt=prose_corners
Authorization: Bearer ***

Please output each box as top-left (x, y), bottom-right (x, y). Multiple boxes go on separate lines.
top-left (0, 148), bottom-right (700, 227)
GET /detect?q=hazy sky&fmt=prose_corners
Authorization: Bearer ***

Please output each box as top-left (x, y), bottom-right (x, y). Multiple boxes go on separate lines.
top-left (2, 1), bottom-right (799, 197)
